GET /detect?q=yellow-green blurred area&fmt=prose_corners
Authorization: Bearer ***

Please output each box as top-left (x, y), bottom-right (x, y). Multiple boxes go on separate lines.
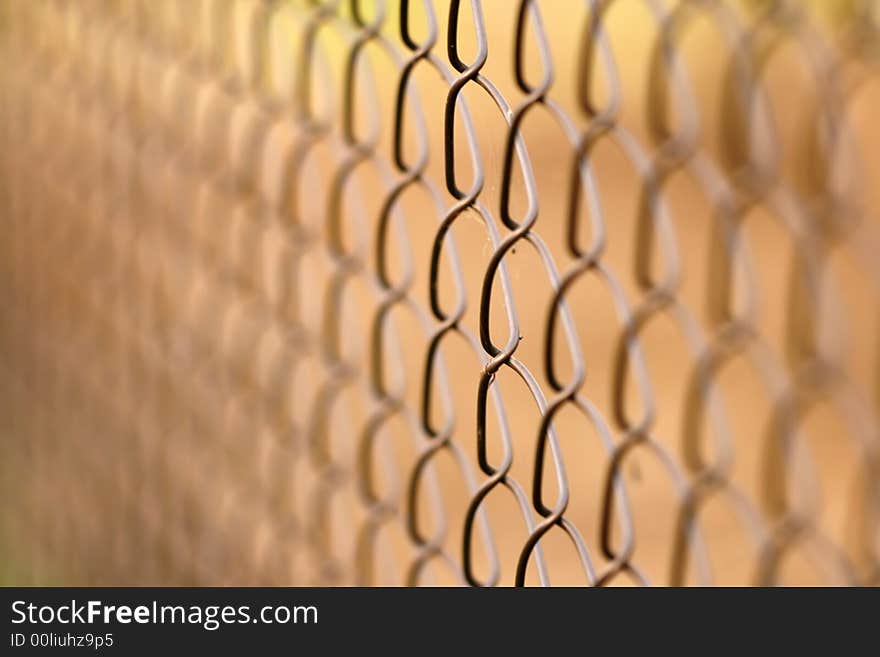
top-left (1, 0), bottom-right (879, 586)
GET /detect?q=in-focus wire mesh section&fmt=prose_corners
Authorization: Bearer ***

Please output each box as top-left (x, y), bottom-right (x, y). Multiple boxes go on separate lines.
top-left (1, 0), bottom-right (879, 586)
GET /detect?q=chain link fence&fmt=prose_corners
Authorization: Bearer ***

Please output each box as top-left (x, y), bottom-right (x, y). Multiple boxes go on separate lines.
top-left (1, 0), bottom-right (879, 586)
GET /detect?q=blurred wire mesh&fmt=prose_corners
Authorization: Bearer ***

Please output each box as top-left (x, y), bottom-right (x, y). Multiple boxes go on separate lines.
top-left (1, 0), bottom-right (879, 586)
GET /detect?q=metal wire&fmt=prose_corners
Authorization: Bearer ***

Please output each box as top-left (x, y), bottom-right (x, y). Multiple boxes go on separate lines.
top-left (1, 0), bottom-right (879, 586)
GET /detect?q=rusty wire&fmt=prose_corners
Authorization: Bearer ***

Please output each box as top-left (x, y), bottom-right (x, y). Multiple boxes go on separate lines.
top-left (1, 0), bottom-right (879, 586)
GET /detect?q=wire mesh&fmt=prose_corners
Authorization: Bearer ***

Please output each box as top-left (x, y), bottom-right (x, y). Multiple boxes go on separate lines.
top-left (1, 0), bottom-right (879, 586)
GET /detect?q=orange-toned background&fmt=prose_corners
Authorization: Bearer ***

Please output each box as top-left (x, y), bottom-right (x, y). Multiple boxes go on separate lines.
top-left (1, 0), bottom-right (879, 586)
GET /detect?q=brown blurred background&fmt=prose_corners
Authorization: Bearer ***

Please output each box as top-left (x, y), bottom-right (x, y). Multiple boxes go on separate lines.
top-left (1, 0), bottom-right (879, 586)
